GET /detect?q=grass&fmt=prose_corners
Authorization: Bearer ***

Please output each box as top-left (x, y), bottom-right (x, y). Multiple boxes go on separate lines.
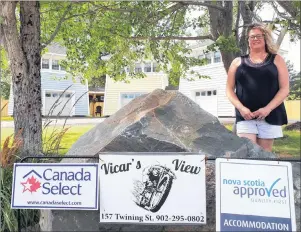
top-left (274, 130), bottom-right (300, 157)
top-left (1, 124), bottom-right (300, 157)
top-left (1, 124), bottom-right (96, 155)
top-left (51, 125), bottom-right (95, 154)
top-left (223, 124), bottom-right (300, 157)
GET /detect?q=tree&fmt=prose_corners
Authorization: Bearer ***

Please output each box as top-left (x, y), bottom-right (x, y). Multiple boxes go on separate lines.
top-left (57, 1), bottom-right (300, 83)
top-left (286, 60), bottom-right (301, 100)
top-left (89, 76), bottom-right (106, 89)
top-left (0, 47), bottom-right (10, 100)
top-left (0, 2), bottom-right (42, 157)
top-left (288, 72), bottom-right (301, 100)
top-left (0, 1), bottom-right (299, 157)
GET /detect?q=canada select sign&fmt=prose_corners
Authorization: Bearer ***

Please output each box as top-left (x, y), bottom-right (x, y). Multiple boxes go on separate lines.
top-left (11, 163), bottom-right (99, 210)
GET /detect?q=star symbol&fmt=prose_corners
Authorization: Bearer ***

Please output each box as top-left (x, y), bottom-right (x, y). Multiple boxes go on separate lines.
top-left (21, 179), bottom-right (32, 193)
top-left (20, 176), bottom-right (41, 193)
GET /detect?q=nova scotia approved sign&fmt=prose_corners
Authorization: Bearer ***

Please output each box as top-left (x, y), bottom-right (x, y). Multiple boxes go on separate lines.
top-left (216, 158), bottom-right (296, 231)
top-left (99, 153), bottom-right (206, 224)
top-left (11, 163), bottom-right (99, 210)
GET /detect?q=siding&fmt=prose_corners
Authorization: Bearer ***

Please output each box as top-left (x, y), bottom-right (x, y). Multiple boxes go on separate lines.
top-left (1, 99), bottom-right (9, 117)
top-left (8, 72), bottom-right (89, 116)
top-left (7, 80), bottom-right (14, 116)
top-left (284, 100), bottom-right (301, 121)
top-left (179, 62), bottom-right (235, 117)
top-left (103, 74), bottom-right (168, 115)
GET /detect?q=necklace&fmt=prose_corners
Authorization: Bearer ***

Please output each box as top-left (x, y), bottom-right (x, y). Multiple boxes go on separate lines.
top-left (249, 53), bottom-right (268, 65)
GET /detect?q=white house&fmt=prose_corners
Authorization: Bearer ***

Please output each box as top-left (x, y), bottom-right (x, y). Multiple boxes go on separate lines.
top-left (179, 41), bottom-right (289, 117)
top-left (8, 44), bottom-right (89, 117)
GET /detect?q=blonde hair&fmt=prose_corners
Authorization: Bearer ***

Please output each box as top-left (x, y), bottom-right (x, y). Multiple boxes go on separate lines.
top-left (247, 23), bottom-right (278, 54)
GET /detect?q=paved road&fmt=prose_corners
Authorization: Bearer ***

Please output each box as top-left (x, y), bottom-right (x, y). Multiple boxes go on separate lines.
top-left (1, 117), bottom-right (298, 128)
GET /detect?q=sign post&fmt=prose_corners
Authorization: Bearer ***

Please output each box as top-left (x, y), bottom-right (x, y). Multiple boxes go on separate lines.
top-left (216, 158), bottom-right (296, 231)
top-left (99, 152), bottom-right (207, 224)
top-left (11, 163), bottom-right (99, 210)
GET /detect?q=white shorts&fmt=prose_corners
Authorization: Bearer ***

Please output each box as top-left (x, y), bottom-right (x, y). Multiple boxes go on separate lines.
top-left (236, 120), bottom-right (283, 139)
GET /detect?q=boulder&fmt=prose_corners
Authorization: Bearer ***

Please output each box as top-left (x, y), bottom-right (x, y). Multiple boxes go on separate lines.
top-left (40, 89), bottom-right (300, 231)
top-left (285, 121), bottom-right (301, 131)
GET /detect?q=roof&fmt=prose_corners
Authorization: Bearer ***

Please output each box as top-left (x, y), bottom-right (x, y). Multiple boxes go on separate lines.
top-left (89, 87), bottom-right (105, 92)
top-left (46, 43), bottom-right (66, 55)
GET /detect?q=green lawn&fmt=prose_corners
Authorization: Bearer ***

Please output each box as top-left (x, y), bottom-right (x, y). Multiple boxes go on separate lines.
top-left (1, 124), bottom-right (96, 155)
top-left (273, 130), bottom-right (300, 157)
top-left (1, 124), bottom-right (300, 157)
top-left (224, 124), bottom-right (300, 157)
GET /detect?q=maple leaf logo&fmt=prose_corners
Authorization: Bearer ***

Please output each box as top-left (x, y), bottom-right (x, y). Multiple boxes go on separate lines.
top-left (21, 175), bottom-right (41, 193)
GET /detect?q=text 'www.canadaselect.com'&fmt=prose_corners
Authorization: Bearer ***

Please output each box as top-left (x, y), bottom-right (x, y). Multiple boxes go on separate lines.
top-left (27, 200), bottom-right (82, 206)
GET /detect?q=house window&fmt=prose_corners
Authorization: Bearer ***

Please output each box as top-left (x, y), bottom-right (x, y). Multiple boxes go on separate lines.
top-left (45, 93), bottom-right (51, 97)
top-left (135, 63), bottom-right (142, 73)
top-left (42, 59), bottom-right (49, 69)
top-left (197, 90), bottom-right (217, 97)
top-left (144, 63), bottom-right (152, 72)
top-left (214, 52), bottom-right (221, 63)
top-left (152, 62), bottom-right (158, 72)
top-left (65, 93), bottom-right (71, 98)
top-left (100, 96), bottom-right (104, 101)
top-left (60, 65), bottom-right (66, 71)
top-left (128, 94), bottom-right (134, 99)
top-left (205, 53), bottom-right (212, 64)
top-left (52, 60), bottom-right (60, 70)
top-left (120, 92), bottom-right (146, 107)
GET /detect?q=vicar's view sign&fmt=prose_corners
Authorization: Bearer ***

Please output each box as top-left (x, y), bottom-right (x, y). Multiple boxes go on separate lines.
top-left (216, 158), bottom-right (296, 231)
top-left (99, 153), bottom-right (206, 224)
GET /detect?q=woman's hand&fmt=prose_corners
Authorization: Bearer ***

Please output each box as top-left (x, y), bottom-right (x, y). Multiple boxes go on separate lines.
top-left (253, 107), bottom-right (272, 120)
top-left (239, 107), bottom-right (255, 120)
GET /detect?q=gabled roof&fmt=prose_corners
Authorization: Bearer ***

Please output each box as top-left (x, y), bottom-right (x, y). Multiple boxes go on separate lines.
top-left (46, 43), bottom-right (66, 55)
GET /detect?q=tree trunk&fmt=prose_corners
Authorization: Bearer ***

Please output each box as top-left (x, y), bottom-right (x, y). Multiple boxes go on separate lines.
top-left (239, 1), bottom-right (256, 55)
top-left (207, 1), bottom-right (235, 72)
top-left (276, 26), bottom-right (288, 47)
top-left (276, 1), bottom-right (299, 18)
top-left (0, 2), bottom-right (42, 157)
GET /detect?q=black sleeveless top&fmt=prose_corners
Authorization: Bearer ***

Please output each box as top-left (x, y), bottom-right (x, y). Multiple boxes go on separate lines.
top-left (235, 53), bottom-right (288, 125)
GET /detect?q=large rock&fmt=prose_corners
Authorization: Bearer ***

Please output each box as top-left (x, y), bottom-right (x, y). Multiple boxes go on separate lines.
top-left (40, 89), bottom-right (300, 231)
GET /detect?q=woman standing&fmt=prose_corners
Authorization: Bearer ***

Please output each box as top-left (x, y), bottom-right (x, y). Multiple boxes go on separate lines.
top-left (226, 23), bottom-right (289, 152)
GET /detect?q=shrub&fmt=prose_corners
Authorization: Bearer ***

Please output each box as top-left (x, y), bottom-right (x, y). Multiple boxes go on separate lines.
top-left (0, 130), bottom-right (39, 232)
